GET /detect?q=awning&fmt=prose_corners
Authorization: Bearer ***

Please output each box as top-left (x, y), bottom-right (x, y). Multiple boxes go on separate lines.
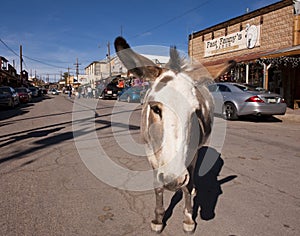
top-left (200, 45), bottom-right (300, 77)
top-left (261, 45), bottom-right (300, 58)
top-left (202, 49), bottom-right (274, 67)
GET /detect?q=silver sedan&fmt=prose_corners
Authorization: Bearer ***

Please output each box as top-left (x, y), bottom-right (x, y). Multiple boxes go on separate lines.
top-left (208, 83), bottom-right (287, 120)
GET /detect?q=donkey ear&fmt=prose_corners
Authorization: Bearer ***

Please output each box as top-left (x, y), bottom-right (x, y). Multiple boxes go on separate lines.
top-left (114, 37), bottom-right (162, 80)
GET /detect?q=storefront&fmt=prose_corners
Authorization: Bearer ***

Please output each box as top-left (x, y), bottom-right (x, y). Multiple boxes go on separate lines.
top-left (189, 0), bottom-right (300, 108)
top-left (0, 56), bottom-right (19, 87)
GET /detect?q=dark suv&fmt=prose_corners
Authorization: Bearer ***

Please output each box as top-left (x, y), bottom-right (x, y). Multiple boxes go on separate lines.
top-left (101, 83), bottom-right (122, 99)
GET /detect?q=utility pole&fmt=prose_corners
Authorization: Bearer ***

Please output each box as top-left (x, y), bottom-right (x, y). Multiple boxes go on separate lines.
top-left (74, 58), bottom-right (81, 84)
top-left (66, 66), bottom-right (71, 86)
top-left (107, 42), bottom-right (112, 78)
top-left (20, 45), bottom-right (23, 84)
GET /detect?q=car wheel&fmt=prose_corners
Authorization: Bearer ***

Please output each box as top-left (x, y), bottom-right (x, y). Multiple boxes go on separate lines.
top-left (223, 102), bottom-right (238, 120)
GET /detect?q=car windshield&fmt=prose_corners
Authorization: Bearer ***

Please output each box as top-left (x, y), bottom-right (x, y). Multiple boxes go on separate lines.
top-left (208, 84), bottom-right (217, 92)
top-left (106, 83), bottom-right (118, 89)
top-left (16, 88), bottom-right (27, 93)
top-left (131, 86), bottom-right (143, 91)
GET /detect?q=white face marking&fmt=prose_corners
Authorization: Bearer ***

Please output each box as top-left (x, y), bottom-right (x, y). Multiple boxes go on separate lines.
top-left (144, 70), bottom-right (200, 178)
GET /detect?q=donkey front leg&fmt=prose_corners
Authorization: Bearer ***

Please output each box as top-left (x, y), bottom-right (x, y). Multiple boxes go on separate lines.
top-left (151, 187), bottom-right (165, 233)
top-left (182, 186), bottom-right (196, 233)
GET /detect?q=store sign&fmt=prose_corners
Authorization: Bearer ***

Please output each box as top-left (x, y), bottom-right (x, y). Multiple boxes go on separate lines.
top-left (204, 25), bottom-right (260, 57)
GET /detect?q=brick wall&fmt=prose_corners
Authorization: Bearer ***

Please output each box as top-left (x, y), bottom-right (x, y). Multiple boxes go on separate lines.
top-left (189, 5), bottom-right (295, 65)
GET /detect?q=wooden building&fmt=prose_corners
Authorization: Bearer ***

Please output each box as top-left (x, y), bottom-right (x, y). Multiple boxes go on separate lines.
top-left (189, 0), bottom-right (300, 108)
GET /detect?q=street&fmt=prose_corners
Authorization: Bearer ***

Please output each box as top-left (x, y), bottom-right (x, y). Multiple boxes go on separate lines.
top-left (0, 94), bottom-right (299, 236)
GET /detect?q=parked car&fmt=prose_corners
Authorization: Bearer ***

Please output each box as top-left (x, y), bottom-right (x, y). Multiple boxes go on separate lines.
top-left (26, 88), bottom-right (32, 99)
top-left (0, 86), bottom-right (19, 108)
top-left (101, 82), bottom-right (122, 99)
top-left (48, 88), bottom-right (59, 95)
top-left (118, 86), bottom-right (144, 103)
top-left (139, 85), bottom-right (150, 104)
top-left (28, 87), bottom-right (39, 97)
top-left (40, 87), bottom-right (48, 95)
top-left (15, 87), bottom-right (31, 103)
top-left (207, 82), bottom-right (287, 120)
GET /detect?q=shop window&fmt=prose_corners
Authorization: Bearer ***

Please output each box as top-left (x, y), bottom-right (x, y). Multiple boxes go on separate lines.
top-left (1, 60), bottom-right (7, 70)
top-left (211, 31), bottom-right (214, 39)
top-left (225, 27), bottom-right (228, 36)
top-left (202, 35), bottom-right (204, 42)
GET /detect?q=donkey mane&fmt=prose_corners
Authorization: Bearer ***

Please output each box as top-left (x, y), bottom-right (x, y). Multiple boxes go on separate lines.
top-left (165, 46), bottom-right (186, 73)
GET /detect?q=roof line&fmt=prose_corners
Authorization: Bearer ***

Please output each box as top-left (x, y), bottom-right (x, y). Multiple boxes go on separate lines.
top-left (189, 0), bottom-right (294, 40)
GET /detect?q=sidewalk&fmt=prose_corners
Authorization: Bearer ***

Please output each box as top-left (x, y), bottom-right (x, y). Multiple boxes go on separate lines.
top-left (275, 107), bottom-right (300, 122)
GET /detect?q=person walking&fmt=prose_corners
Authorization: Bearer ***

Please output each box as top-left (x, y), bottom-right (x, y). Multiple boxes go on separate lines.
top-left (68, 85), bottom-right (72, 98)
top-left (77, 87), bottom-right (82, 99)
top-left (87, 86), bottom-right (92, 98)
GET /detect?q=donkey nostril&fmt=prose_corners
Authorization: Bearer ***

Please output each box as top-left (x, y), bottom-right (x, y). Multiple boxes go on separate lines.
top-left (183, 174), bottom-right (189, 185)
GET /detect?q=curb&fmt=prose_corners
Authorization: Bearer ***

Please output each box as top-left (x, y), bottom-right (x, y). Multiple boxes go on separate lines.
top-left (275, 114), bottom-right (300, 122)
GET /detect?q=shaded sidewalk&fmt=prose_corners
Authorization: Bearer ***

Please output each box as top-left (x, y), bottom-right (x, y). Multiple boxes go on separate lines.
top-left (275, 107), bottom-right (300, 122)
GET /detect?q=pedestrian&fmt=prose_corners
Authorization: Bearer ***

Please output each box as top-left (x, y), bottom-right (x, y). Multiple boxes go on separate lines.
top-left (68, 85), bottom-right (72, 98)
top-left (77, 87), bottom-right (81, 99)
top-left (87, 86), bottom-right (92, 98)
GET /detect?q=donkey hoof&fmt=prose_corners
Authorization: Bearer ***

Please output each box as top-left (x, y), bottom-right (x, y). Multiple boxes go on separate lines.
top-left (183, 222), bottom-right (196, 233)
top-left (151, 221), bottom-right (164, 233)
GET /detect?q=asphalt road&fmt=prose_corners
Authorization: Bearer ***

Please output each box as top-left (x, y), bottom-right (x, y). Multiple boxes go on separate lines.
top-left (0, 94), bottom-right (299, 236)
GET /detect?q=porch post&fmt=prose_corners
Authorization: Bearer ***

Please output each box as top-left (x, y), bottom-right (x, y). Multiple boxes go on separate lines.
top-left (263, 62), bottom-right (272, 90)
top-left (246, 63), bottom-right (249, 84)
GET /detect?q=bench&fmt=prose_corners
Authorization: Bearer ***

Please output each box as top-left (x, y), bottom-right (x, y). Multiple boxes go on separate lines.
top-left (294, 99), bottom-right (300, 109)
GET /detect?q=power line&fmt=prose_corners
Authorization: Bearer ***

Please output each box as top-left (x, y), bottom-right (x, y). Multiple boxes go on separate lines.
top-left (0, 37), bottom-right (72, 71)
top-left (0, 38), bottom-right (30, 72)
top-left (23, 54), bottom-right (71, 70)
top-left (130, 0), bottom-right (214, 39)
top-left (0, 38), bottom-right (19, 57)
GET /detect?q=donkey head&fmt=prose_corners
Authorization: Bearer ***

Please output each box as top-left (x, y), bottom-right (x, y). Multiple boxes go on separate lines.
top-left (114, 37), bottom-right (231, 191)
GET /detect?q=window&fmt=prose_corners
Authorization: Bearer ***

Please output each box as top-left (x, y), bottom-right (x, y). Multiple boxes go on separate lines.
top-left (218, 84), bottom-right (231, 92)
top-left (208, 84), bottom-right (217, 92)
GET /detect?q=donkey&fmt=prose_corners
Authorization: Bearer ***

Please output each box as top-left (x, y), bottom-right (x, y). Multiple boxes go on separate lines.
top-left (114, 36), bottom-right (234, 233)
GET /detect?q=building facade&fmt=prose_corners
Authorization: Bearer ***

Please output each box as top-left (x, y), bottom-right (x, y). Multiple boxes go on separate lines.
top-left (189, 0), bottom-right (300, 108)
top-left (81, 54), bottom-right (169, 88)
top-left (0, 56), bottom-right (29, 87)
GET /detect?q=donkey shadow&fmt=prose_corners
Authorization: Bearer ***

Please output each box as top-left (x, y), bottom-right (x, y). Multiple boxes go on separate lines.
top-left (162, 146), bottom-right (237, 226)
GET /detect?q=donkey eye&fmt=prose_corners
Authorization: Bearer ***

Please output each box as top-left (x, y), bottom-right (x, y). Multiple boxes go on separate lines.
top-left (150, 105), bottom-right (162, 118)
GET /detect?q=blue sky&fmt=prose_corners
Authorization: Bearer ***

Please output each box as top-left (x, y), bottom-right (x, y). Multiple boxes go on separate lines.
top-left (0, 0), bottom-right (279, 81)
